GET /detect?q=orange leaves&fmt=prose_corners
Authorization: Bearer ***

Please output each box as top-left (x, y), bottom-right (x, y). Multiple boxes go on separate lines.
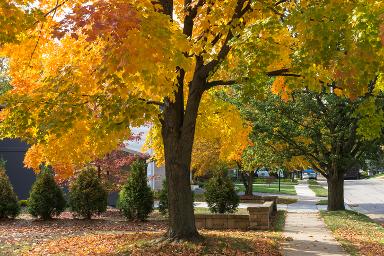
top-left (26, 233), bottom-right (152, 256)
top-left (271, 77), bottom-right (290, 101)
top-left (16, 229), bottom-right (283, 256)
top-left (53, 1), bottom-right (140, 41)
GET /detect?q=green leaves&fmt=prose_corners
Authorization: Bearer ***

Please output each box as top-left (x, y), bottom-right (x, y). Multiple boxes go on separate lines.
top-left (354, 97), bottom-right (384, 140)
top-left (69, 167), bottom-right (108, 219)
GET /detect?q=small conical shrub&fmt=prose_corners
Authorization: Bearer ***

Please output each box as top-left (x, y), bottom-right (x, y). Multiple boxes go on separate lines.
top-left (28, 167), bottom-right (66, 220)
top-left (0, 161), bottom-right (20, 219)
top-left (69, 167), bottom-right (107, 219)
top-left (158, 180), bottom-right (168, 215)
top-left (204, 167), bottom-right (239, 214)
top-left (118, 159), bottom-right (153, 221)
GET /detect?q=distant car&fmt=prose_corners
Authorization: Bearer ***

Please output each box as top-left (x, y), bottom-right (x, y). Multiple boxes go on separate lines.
top-left (256, 170), bottom-right (270, 178)
top-left (303, 169), bottom-right (317, 180)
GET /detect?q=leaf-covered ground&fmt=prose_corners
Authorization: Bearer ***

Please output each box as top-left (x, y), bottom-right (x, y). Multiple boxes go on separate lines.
top-left (321, 210), bottom-right (384, 256)
top-left (0, 209), bottom-right (284, 256)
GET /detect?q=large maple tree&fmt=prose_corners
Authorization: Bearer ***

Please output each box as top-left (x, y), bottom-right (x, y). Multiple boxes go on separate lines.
top-left (0, 0), bottom-right (383, 240)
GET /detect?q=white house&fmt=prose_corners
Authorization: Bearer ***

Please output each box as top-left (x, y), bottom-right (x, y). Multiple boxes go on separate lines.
top-left (124, 126), bottom-right (166, 191)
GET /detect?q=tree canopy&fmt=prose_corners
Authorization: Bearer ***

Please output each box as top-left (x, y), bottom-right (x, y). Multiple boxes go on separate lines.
top-left (236, 83), bottom-right (384, 209)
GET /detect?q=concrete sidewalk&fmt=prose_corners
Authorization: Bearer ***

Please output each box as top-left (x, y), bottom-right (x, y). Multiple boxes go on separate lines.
top-left (282, 181), bottom-right (348, 256)
top-left (283, 213), bottom-right (348, 256)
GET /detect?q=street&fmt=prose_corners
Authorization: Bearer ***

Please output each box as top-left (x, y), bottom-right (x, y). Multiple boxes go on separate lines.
top-left (344, 178), bottom-right (384, 222)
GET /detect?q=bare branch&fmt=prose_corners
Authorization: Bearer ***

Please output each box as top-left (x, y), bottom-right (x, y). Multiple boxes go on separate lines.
top-left (266, 68), bottom-right (301, 77)
top-left (139, 98), bottom-right (164, 106)
top-left (206, 80), bottom-right (237, 89)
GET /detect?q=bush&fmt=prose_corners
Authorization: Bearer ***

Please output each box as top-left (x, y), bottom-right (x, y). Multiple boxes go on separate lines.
top-left (158, 180), bottom-right (168, 215)
top-left (18, 200), bottom-right (28, 208)
top-left (28, 167), bottom-right (66, 220)
top-left (69, 167), bottom-right (108, 219)
top-left (0, 163), bottom-right (20, 219)
top-left (118, 159), bottom-right (154, 221)
top-left (204, 171), bottom-right (239, 214)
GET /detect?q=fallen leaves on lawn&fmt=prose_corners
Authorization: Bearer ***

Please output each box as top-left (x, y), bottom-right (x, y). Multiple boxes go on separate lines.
top-left (0, 209), bottom-right (166, 255)
top-left (126, 230), bottom-right (282, 256)
top-left (24, 233), bottom-right (158, 256)
top-left (322, 211), bottom-right (384, 256)
top-left (1, 209), bottom-right (283, 255)
top-left (25, 230), bottom-right (282, 256)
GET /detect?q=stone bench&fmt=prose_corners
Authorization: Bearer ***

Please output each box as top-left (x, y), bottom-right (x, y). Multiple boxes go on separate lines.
top-left (195, 200), bottom-right (276, 230)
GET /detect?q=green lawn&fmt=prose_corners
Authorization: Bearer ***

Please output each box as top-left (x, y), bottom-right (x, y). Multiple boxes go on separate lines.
top-left (367, 173), bottom-right (384, 179)
top-left (249, 178), bottom-right (298, 185)
top-left (276, 198), bottom-right (298, 204)
top-left (321, 210), bottom-right (384, 256)
top-left (307, 180), bottom-right (328, 197)
top-left (235, 183), bottom-right (297, 195)
top-left (316, 199), bottom-right (328, 205)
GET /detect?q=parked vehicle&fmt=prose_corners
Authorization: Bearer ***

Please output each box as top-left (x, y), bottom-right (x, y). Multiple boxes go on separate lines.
top-left (303, 169), bottom-right (317, 180)
top-left (256, 170), bottom-right (270, 178)
top-left (344, 168), bottom-right (360, 180)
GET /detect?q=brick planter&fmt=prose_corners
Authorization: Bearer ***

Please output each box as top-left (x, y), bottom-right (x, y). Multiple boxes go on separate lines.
top-left (195, 200), bottom-right (276, 230)
top-left (195, 214), bottom-right (249, 230)
top-left (248, 201), bottom-right (275, 230)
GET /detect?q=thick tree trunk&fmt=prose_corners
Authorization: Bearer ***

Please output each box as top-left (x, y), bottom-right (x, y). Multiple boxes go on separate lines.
top-left (161, 72), bottom-right (204, 240)
top-left (327, 171), bottom-right (345, 211)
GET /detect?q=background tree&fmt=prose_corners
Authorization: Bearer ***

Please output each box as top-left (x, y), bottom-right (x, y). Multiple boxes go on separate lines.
top-left (93, 145), bottom-right (149, 190)
top-left (238, 85), bottom-right (384, 210)
top-left (1, 0), bottom-right (382, 239)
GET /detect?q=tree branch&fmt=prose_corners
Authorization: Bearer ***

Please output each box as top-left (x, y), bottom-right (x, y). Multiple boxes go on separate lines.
top-left (202, 0), bottom-right (251, 77)
top-left (139, 98), bottom-right (164, 106)
top-left (206, 80), bottom-right (237, 89)
top-left (266, 68), bottom-right (301, 77)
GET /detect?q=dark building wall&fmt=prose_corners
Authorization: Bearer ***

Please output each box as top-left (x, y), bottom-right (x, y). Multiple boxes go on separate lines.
top-left (0, 139), bottom-right (35, 200)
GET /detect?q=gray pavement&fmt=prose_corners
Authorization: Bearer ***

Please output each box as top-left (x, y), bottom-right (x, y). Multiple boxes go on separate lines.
top-left (287, 181), bottom-right (322, 213)
top-left (282, 180), bottom-right (347, 256)
top-left (343, 178), bottom-right (384, 222)
top-left (283, 213), bottom-right (348, 256)
top-left (317, 178), bottom-right (384, 222)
